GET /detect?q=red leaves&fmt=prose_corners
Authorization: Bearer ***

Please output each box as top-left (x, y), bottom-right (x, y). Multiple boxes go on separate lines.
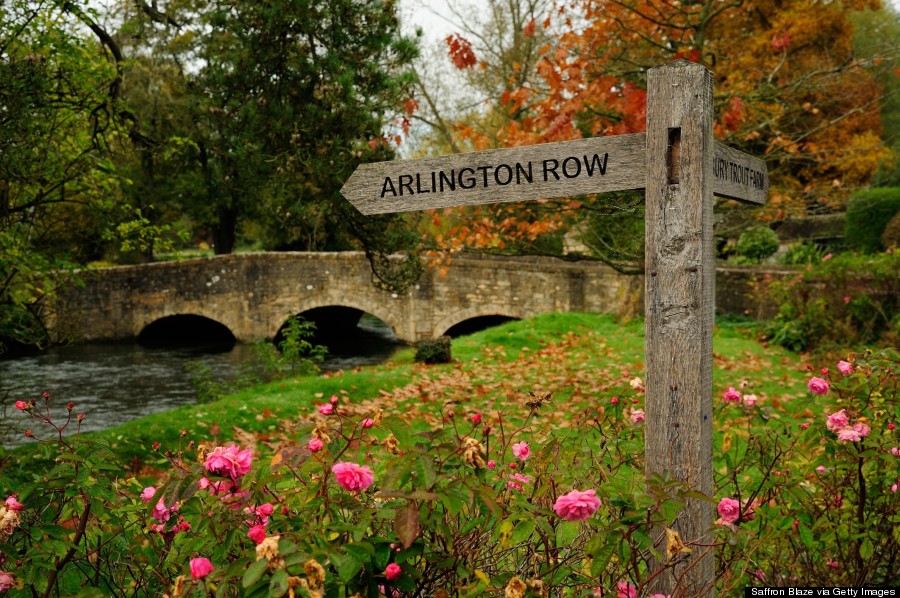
top-left (445, 33), bottom-right (477, 69)
top-left (673, 48), bottom-right (701, 63)
top-left (771, 30), bottom-right (791, 53)
top-left (721, 97), bottom-right (746, 133)
top-left (542, 113), bottom-right (572, 141)
top-left (523, 18), bottom-right (536, 38)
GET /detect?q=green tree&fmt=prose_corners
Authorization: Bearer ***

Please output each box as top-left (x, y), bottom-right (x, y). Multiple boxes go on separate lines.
top-left (0, 0), bottom-right (137, 352)
top-left (119, 0), bottom-right (424, 287)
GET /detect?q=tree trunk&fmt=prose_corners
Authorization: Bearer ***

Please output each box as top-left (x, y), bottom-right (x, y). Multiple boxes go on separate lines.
top-left (213, 205), bottom-right (237, 254)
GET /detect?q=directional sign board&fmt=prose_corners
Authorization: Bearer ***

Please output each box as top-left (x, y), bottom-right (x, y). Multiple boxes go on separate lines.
top-left (712, 141), bottom-right (768, 205)
top-left (341, 134), bottom-right (767, 214)
top-left (341, 134), bottom-right (646, 215)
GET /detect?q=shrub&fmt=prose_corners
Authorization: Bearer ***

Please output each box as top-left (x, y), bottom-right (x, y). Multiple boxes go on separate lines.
top-left (844, 187), bottom-right (900, 253)
top-left (882, 211), bottom-right (900, 250)
top-left (735, 225), bottom-right (780, 263)
top-left (186, 318), bottom-right (326, 403)
top-left (716, 349), bottom-right (900, 587)
top-left (764, 252), bottom-right (900, 351)
top-left (778, 241), bottom-right (826, 265)
top-left (414, 336), bottom-right (452, 364)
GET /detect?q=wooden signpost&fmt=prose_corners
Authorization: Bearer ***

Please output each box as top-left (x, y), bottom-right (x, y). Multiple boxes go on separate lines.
top-left (342, 60), bottom-right (768, 596)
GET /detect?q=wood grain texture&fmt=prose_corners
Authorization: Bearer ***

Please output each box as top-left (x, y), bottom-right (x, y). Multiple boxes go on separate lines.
top-left (644, 60), bottom-right (716, 597)
top-left (341, 135), bottom-right (646, 214)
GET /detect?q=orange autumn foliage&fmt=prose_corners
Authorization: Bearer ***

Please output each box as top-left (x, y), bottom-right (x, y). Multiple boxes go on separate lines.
top-left (431, 0), bottom-right (894, 260)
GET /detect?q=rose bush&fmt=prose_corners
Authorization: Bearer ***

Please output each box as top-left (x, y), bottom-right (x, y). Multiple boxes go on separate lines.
top-left (0, 348), bottom-right (896, 596)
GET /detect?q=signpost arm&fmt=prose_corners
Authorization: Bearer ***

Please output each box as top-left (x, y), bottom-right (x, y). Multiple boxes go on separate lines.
top-left (644, 60), bottom-right (716, 597)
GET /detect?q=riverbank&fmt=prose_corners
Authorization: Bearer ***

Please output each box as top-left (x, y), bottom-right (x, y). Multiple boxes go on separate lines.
top-left (5, 312), bottom-right (809, 472)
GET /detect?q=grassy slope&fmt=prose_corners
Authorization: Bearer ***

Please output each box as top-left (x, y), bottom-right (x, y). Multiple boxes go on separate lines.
top-left (82, 313), bottom-right (810, 470)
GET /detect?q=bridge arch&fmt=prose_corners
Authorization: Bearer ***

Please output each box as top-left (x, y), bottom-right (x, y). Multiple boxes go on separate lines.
top-left (273, 299), bottom-right (405, 343)
top-left (432, 306), bottom-right (526, 339)
top-left (137, 313), bottom-right (237, 347)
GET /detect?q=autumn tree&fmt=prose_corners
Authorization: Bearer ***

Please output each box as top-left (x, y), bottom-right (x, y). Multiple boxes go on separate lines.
top-left (853, 4), bottom-right (900, 186)
top-left (424, 0), bottom-right (897, 271)
top-left (407, 0), bottom-right (554, 155)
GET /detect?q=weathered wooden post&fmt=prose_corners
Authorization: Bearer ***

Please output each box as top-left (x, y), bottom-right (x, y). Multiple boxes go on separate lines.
top-left (645, 60), bottom-right (716, 596)
top-left (341, 59), bottom-right (767, 595)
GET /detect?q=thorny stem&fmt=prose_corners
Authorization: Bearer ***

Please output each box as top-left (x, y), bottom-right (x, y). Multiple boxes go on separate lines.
top-left (41, 491), bottom-right (92, 598)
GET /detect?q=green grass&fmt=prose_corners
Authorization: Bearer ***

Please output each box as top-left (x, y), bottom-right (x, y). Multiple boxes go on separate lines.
top-left (59, 312), bottom-right (810, 470)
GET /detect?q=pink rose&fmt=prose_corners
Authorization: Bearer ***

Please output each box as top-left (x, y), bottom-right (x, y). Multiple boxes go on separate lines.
top-left (717, 497), bottom-right (740, 524)
top-left (4, 496), bottom-right (23, 512)
top-left (553, 489), bottom-right (601, 521)
top-left (650, 595), bottom-right (672, 598)
top-left (384, 563), bottom-right (402, 581)
top-left (248, 524), bottom-right (267, 545)
top-left (470, 413), bottom-right (483, 425)
top-left (204, 444), bottom-right (253, 481)
top-left (837, 360), bottom-right (853, 376)
top-left (14, 401), bottom-right (27, 410)
top-left (629, 409), bottom-right (645, 424)
top-left (852, 422), bottom-right (871, 437)
top-left (511, 441), bottom-right (531, 461)
top-left (0, 572), bottom-right (13, 591)
top-left (189, 557), bottom-right (214, 579)
top-left (807, 377), bottom-right (829, 395)
top-left (826, 409), bottom-right (849, 432)
top-left (742, 394), bottom-right (758, 407)
top-left (256, 503), bottom-right (274, 517)
top-left (362, 418), bottom-right (375, 429)
top-left (611, 397), bottom-right (619, 405)
top-left (140, 487), bottom-right (156, 503)
top-left (616, 581), bottom-right (637, 598)
top-left (891, 447), bottom-right (900, 456)
top-left (816, 466), bottom-right (827, 473)
top-left (486, 460), bottom-right (496, 469)
top-left (152, 499), bottom-right (171, 523)
top-left (318, 403), bottom-right (334, 415)
top-left (506, 473), bottom-right (530, 492)
top-left (723, 387), bottom-right (742, 403)
top-left (332, 461), bottom-right (374, 492)
top-left (307, 437), bottom-right (324, 452)
top-left (837, 428), bottom-right (862, 442)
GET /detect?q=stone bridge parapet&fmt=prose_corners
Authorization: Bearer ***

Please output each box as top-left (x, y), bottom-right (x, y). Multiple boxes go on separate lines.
top-left (53, 252), bottom-right (643, 344)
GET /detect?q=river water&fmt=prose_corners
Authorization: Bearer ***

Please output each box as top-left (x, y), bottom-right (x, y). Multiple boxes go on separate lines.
top-left (0, 315), bottom-right (400, 445)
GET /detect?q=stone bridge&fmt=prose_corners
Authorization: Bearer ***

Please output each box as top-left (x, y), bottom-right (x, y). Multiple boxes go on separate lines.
top-left (53, 252), bottom-right (647, 345)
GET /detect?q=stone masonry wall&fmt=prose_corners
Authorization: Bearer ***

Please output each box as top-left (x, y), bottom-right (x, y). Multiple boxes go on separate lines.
top-left (54, 252), bottom-right (790, 344)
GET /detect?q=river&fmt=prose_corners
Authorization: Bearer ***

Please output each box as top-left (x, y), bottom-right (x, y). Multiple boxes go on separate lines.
top-left (0, 315), bottom-right (400, 445)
